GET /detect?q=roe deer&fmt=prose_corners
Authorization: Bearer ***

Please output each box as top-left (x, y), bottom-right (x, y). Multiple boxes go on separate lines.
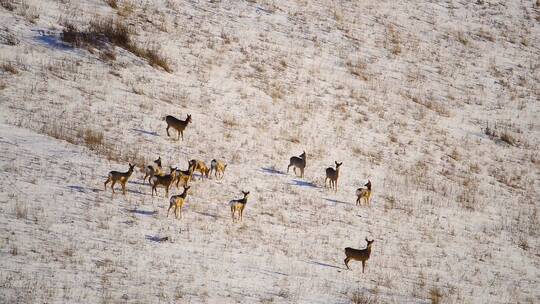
top-left (344, 238), bottom-right (374, 273)
top-left (209, 159), bottom-right (227, 179)
top-left (143, 156), bottom-right (163, 184)
top-left (287, 151), bottom-right (306, 178)
top-left (168, 185), bottom-right (190, 219)
top-left (190, 159), bottom-right (210, 180)
top-left (325, 161), bottom-right (343, 191)
top-left (151, 167), bottom-right (177, 197)
top-left (229, 191), bottom-right (249, 223)
top-left (174, 161), bottom-right (195, 188)
top-left (165, 114), bottom-right (192, 141)
top-left (356, 180), bottom-right (372, 206)
top-left (104, 163), bottom-right (135, 195)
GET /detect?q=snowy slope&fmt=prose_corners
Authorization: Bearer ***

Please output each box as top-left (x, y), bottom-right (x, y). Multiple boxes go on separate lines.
top-left (1, 0), bottom-right (539, 303)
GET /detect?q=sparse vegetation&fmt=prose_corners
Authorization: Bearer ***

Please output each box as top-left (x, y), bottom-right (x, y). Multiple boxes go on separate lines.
top-left (0, 0), bottom-right (15, 11)
top-left (350, 290), bottom-right (378, 304)
top-left (104, 0), bottom-right (118, 9)
top-left (429, 287), bottom-right (443, 304)
top-left (1, 62), bottom-right (18, 74)
top-left (61, 18), bottom-right (172, 72)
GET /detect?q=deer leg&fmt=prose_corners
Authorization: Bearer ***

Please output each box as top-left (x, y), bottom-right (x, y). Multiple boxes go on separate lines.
top-left (104, 178), bottom-right (110, 191)
top-left (287, 164), bottom-right (291, 173)
top-left (180, 131), bottom-right (184, 141)
top-left (121, 182), bottom-right (126, 195)
top-left (167, 204), bottom-right (172, 217)
top-left (344, 258), bottom-right (350, 270)
top-left (166, 125), bottom-right (171, 137)
top-left (362, 261), bottom-right (366, 273)
top-left (152, 185), bottom-right (156, 196)
top-left (111, 180), bottom-right (116, 193)
top-left (301, 168), bottom-right (304, 178)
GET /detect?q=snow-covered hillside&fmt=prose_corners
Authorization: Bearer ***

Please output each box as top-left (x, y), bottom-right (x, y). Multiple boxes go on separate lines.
top-left (1, 0), bottom-right (539, 303)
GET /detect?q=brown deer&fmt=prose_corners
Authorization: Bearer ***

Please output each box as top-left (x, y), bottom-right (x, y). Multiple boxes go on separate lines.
top-left (167, 185), bottom-right (190, 219)
top-left (174, 161), bottom-right (195, 188)
top-left (165, 114), bottom-right (192, 141)
top-left (190, 159), bottom-right (210, 180)
top-left (325, 161), bottom-right (343, 191)
top-left (143, 156), bottom-right (163, 184)
top-left (209, 159), bottom-right (227, 179)
top-left (344, 238), bottom-right (374, 273)
top-left (104, 163), bottom-right (135, 195)
top-left (151, 167), bottom-right (177, 197)
top-left (229, 191), bottom-right (249, 223)
top-left (287, 151), bottom-right (306, 178)
top-left (356, 180), bottom-right (372, 206)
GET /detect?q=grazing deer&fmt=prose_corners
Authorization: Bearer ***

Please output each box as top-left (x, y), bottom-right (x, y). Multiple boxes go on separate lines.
top-left (151, 167), bottom-right (177, 197)
top-left (325, 161), bottom-right (343, 191)
top-left (287, 151), bottom-right (306, 178)
top-left (143, 156), bottom-right (163, 184)
top-left (190, 159), bottom-right (210, 180)
top-left (104, 163), bottom-right (135, 195)
top-left (167, 186), bottom-right (190, 219)
top-left (229, 191), bottom-right (250, 223)
top-left (165, 114), bottom-right (192, 141)
top-left (344, 238), bottom-right (374, 273)
top-left (356, 180), bottom-right (372, 206)
top-left (175, 161), bottom-right (195, 188)
top-left (209, 159), bottom-right (227, 179)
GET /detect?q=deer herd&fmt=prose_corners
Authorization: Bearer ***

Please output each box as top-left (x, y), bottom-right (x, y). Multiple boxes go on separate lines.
top-left (103, 114), bottom-right (375, 272)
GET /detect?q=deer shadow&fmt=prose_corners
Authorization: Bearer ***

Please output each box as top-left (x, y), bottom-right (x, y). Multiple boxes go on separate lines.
top-left (131, 128), bottom-right (159, 137)
top-left (193, 210), bottom-right (220, 220)
top-left (324, 198), bottom-right (352, 205)
top-left (306, 260), bottom-right (344, 270)
top-left (260, 167), bottom-right (286, 175)
top-left (145, 235), bottom-right (169, 243)
top-left (67, 185), bottom-right (101, 193)
top-left (290, 179), bottom-right (318, 188)
top-left (128, 209), bottom-right (157, 216)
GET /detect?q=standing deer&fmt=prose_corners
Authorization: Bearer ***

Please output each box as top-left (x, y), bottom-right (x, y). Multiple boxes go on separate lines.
top-left (287, 151), bottom-right (306, 178)
top-left (174, 161), bottom-right (195, 188)
top-left (344, 238), bottom-right (374, 273)
top-left (356, 180), bottom-right (372, 206)
top-left (165, 114), bottom-right (192, 141)
top-left (209, 159), bottom-right (227, 179)
top-left (190, 159), bottom-right (210, 180)
top-left (325, 161), bottom-right (343, 191)
top-left (143, 156), bottom-right (163, 184)
top-left (229, 191), bottom-right (250, 223)
top-left (168, 185), bottom-right (190, 219)
top-left (151, 167), bottom-right (177, 197)
top-left (104, 163), bottom-right (135, 195)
